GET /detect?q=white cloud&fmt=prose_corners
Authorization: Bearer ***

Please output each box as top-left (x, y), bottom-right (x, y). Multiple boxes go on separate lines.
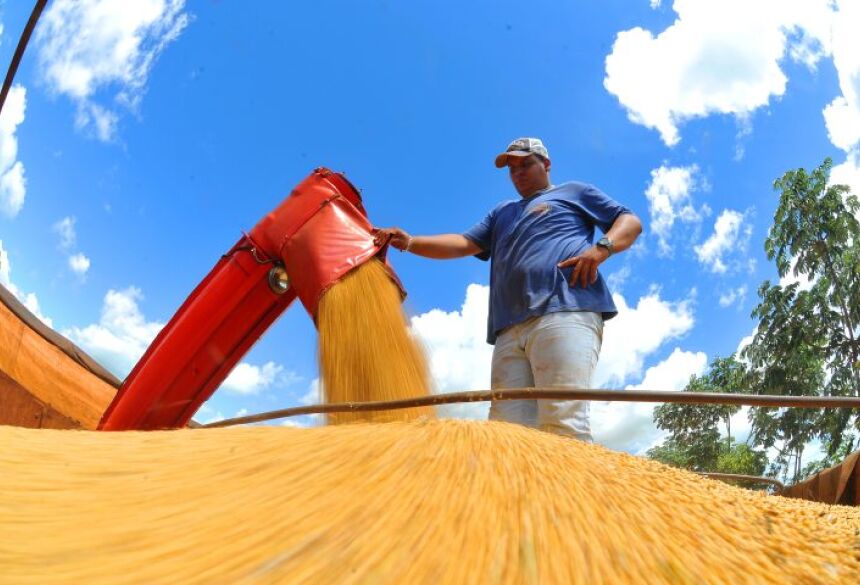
top-left (196, 404), bottom-right (224, 425)
top-left (63, 287), bottom-right (164, 377)
top-left (650, 0), bottom-right (662, 8)
top-left (604, 0), bottom-right (836, 146)
top-left (270, 379), bottom-right (323, 428)
top-left (301, 378), bottom-right (321, 405)
top-left (718, 285), bottom-right (747, 308)
top-left (728, 406), bottom-right (754, 445)
top-left (822, 1), bottom-right (860, 153)
top-left (593, 347), bottom-right (708, 454)
top-left (221, 361), bottom-right (284, 395)
top-left (627, 347), bottom-right (708, 392)
top-left (0, 239), bottom-right (51, 326)
top-left (694, 209), bottom-right (751, 273)
top-left (411, 284), bottom-right (493, 419)
top-left (644, 164), bottom-right (707, 255)
top-left (831, 151), bottom-right (860, 202)
top-left (68, 253), bottom-right (91, 276)
top-left (594, 288), bottom-right (696, 388)
top-left (825, 100), bottom-right (860, 153)
top-left (0, 85), bottom-right (27, 217)
top-left (77, 103), bottom-right (119, 142)
top-left (606, 265), bottom-right (631, 293)
top-left (0, 242), bottom-right (10, 287)
top-left (53, 217), bottom-right (77, 250)
top-left (778, 256), bottom-right (815, 292)
top-left (35, 0), bottom-right (191, 141)
top-left (53, 217), bottom-right (92, 278)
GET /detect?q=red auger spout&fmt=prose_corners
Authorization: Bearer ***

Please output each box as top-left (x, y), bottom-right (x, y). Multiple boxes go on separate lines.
top-left (99, 168), bottom-right (400, 430)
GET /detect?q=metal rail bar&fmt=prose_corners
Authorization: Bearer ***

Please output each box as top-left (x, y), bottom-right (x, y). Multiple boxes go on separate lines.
top-left (698, 472), bottom-right (785, 491)
top-left (0, 0), bottom-right (48, 117)
top-left (202, 387), bottom-right (860, 428)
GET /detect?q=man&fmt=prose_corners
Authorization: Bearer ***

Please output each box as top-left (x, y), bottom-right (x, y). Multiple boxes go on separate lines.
top-left (374, 138), bottom-right (642, 441)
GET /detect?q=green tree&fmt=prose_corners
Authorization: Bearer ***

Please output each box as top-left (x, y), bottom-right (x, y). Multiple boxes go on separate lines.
top-left (646, 437), bottom-right (693, 469)
top-left (742, 158), bottom-right (860, 481)
top-left (646, 435), bottom-right (767, 478)
top-left (715, 441), bottom-right (768, 476)
top-left (651, 355), bottom-right (753, 471)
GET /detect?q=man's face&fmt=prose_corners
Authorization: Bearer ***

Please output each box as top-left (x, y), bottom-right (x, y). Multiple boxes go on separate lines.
top-left (507, 154), bottom-right (550, 197)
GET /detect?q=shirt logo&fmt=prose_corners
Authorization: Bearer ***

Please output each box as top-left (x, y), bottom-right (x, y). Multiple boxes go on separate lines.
top-left (528, 202), bottom-right (551, 216)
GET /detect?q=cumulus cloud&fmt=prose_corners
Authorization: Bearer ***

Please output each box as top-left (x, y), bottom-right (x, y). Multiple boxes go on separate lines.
top-left (604, 0), bottom-right (836, 146)
top-left (831, 151), bottom-right (860, 204)
top-left (273, 379), bottom-right (323, 428)
top-left (593, 347), bottom-right (708, 454)
top-left (606, 265), bottom-right (632, 293)
top-left (35, 0), bottom-right (191, 141)
top-left (778, 256), bottom-right (815, 292)
top-left (644, 164), bottom-right (707, 255)
top-left (301, 378), bottom-right (321, 405)
top-left (53, 217), bottom-right (93, 277)
top-left (594, 288), bottom-right (696, 388)
top-left (694, 209), bottom-right (751, 273)
top-left (68, 253), bottom-right (91, 276)
top-left (53, 217), bottom-right (77, 250)
top-left (718, 285), bottom-right (747, 308)
top-left (63, 287), bottom-right (164, 377)
top-left (822, 1), bottom-right (860, 154)
top-left (195, 404), bottom-right (224, 426)
top-left (411, 284), bottom-right (493, 419)
top-left (0, 85), bottom-right (27, 217)
top-left (221, 361), bottom-right (284, 395)
top-left (0, 239), bottom-right (51, 326)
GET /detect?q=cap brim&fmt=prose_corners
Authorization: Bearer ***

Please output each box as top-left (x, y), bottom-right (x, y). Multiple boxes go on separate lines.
top-left (494, 151), bottom-right (531, 168)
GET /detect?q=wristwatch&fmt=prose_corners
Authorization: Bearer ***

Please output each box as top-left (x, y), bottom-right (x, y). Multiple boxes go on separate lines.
top-left (596, 236), bottom-right (614, 256)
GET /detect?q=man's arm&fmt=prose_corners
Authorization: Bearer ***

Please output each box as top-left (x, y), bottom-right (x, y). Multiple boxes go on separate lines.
top-left (373, 227), bottom-right (482, 259)
top-left (558, 213), bottom-right (643, 288)
top-left (602, 212), bottom-right (643, 254)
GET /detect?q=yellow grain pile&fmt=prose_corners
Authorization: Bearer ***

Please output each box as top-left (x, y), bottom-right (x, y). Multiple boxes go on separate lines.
top-left (1, 420), bottom-right (858, 584)
top-left (317, 258), bottom-right (434, 423)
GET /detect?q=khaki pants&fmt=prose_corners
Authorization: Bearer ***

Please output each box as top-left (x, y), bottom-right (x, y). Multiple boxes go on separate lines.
top-left (488, 311), bottom-right (603, 441)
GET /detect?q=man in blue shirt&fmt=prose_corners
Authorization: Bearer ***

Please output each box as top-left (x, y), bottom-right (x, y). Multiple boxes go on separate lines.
top-left (374, 138), bottom-right (642, 441)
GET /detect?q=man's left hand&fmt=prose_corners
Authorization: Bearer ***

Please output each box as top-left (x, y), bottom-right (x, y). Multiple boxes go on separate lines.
top-left (558, 246), bottom-right (610, 288)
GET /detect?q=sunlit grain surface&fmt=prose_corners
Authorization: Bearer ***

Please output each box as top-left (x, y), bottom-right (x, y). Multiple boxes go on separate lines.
top-left (2, 420), bottom-right (858, 584)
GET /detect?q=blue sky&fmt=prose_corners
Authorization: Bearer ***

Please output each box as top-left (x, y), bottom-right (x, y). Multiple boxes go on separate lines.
top-left (1, 0), bottom-right (858, 455)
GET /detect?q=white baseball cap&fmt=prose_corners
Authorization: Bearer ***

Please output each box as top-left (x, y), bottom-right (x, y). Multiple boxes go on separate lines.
top-left (494, 137), bottom-right (550, 168)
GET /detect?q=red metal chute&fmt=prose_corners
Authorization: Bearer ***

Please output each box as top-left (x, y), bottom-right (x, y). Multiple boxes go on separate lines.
top-left (99, 167), bottom-right (399, 430)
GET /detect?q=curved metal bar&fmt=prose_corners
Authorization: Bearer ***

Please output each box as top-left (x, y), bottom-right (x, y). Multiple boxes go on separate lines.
top-left (201, 387), bottom-right (860, 428)
top-left (698, 472), bottom-right (785, 492)
top-left (0, 0), bottom-right (48, 117)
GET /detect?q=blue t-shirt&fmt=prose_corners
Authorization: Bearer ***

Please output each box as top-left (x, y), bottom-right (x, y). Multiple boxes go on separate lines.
top-left (463, 181), bottom-right (630, 344)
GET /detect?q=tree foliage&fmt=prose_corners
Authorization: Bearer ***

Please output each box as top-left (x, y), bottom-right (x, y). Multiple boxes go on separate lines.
top-left (646, 435), bottom-right (767, 478)
top-left (651, 355), bottom-right (754, 472)
top-left (743, 158), bottom-right (860, 478)
top-left (649, 159), bottom-right (860, 485)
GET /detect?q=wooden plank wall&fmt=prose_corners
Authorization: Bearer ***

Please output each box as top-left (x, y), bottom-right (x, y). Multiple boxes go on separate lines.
top-left (781, 450), bottom-right (859, 506)
top-left (0, 299), bottom-right (116, 430)
top-left (0, 370), bottom-right (81, 429)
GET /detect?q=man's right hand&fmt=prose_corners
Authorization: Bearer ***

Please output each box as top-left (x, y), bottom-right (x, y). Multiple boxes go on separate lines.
top-left (373, 227), bottom-right (412, 251)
